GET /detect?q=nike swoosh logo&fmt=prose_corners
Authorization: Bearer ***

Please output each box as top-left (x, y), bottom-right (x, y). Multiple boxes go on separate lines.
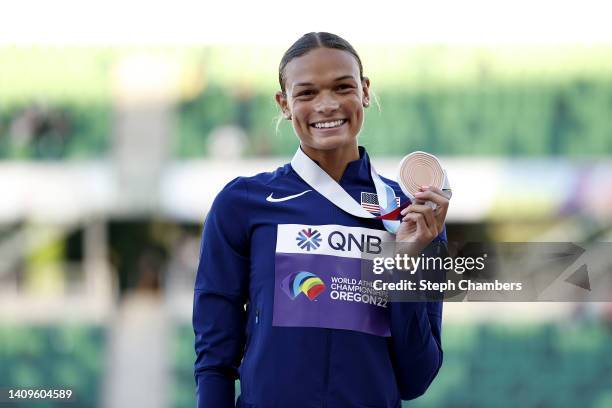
top-left (266, 190), bottom-right (312, 203)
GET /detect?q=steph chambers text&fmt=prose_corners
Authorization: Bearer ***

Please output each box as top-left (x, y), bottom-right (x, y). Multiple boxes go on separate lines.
top-left (373, 279), bottom-right (523, 292)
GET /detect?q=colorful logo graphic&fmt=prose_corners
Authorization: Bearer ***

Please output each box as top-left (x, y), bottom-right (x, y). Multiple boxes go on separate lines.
top-left (281, 271), bottom-right (326, 301)
top-left (295, 228), bottom-right (322, 251)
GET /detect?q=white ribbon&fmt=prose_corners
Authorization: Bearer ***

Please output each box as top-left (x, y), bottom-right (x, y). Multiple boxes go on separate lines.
top-left (290, 147), bottom-right (402, 233)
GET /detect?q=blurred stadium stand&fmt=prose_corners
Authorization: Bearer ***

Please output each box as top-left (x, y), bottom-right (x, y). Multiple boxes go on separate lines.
top-left (0, 324), bottom-right (106, 408)
top-left (1, 47), bottom-right (612, 159)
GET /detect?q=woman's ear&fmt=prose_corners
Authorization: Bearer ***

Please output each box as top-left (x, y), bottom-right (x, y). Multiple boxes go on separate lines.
top-left (362, 76), bottom-right (371, 107)
top-left (275, 91), bottom-right (291, 119)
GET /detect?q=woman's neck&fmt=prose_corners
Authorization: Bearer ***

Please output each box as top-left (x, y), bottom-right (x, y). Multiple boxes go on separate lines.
top-left (301, 143), bottom-right (360, 182)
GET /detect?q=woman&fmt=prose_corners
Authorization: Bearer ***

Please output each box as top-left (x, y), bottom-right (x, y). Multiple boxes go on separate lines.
top-left (193, 32), bottom-right (450, 408)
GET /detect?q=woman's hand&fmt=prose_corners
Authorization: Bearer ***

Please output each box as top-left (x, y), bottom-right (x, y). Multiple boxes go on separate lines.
top-left (395, 186), bottom-right (450, 257)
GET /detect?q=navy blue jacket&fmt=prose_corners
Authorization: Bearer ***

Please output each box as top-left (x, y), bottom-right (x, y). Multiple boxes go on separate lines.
top-left (193, 148), bottom-right (445, 408)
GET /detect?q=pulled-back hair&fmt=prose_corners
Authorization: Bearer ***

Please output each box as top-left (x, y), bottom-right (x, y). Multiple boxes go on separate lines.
top-left (278, 32), bottom-right (364, 94)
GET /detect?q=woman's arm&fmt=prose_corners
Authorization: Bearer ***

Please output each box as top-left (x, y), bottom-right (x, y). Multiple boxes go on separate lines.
top-left (388, 239), bottom-right (446, 400)
top-left (193, 178), bottom-right (250, 408)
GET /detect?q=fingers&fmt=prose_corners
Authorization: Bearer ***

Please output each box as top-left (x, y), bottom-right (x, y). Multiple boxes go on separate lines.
top-left (400, 212), bottom-right (438, 241)
top-left (414, 186), bottom-right (449, 209)
top-left (402, 204), bottom-right (437, 235)
top-left (413, 186), bottom-right (449, 229)
top-left (413, 213), bottom-right (430, 238)
top-left (425, 185), bottom-right (452, 200)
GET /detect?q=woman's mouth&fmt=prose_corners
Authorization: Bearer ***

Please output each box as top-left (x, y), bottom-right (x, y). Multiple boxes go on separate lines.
top-left (310, 119), bottom-right (347, 129)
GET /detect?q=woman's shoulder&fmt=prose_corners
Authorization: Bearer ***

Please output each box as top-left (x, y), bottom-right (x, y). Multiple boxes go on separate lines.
top-left (215, 163), bottom-right (294, 203)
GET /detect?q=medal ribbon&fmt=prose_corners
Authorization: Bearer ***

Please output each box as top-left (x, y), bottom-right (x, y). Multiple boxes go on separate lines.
top-left (290, 147), bottom-right (404, 234)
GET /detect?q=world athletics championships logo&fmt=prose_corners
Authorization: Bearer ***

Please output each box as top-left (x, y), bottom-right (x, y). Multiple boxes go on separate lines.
top-left (281, 271), bottom-right (326, 301)
top-left (296, 228), bottom-right (322, 251)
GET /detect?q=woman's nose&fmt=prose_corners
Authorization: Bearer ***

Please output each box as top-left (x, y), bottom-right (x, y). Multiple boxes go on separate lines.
top-left (314, 93), bottom-right (340, 113)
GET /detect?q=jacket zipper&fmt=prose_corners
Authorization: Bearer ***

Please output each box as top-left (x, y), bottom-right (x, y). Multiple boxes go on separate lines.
top-left (322, 329), bottom-right (331, 407)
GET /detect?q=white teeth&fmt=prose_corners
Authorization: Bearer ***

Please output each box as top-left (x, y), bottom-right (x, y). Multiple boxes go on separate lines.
top-left (313, 119), bottom-right (345, 129)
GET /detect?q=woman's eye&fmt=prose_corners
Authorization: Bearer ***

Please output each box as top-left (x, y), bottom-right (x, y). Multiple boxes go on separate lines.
top-left (337, 84), bottom-right (354, 91)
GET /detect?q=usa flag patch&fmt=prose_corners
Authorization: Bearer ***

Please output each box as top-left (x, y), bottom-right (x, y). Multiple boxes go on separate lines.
top-left (360, 192), bottom-right (400, 215)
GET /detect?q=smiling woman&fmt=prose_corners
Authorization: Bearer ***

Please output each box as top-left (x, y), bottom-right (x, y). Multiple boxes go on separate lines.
top-left (193, 32), bottom-right (449, 408)
top-left (275, 36), bottom-right (370, 181)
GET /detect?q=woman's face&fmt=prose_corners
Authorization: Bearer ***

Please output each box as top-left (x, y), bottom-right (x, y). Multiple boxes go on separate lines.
top-left (276, 47), bottom-right (370, 152)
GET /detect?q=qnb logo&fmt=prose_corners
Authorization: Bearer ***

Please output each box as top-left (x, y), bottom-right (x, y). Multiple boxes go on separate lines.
top-left (296, 228), bottom-right (322, 251)
top-left (328, 231), bottom-right (382, 254)
top-left (282, 271), bottom-right (326, 301)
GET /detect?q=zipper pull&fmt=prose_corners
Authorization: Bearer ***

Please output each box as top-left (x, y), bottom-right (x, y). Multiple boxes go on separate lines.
top-left (255, 309), bottom-right (259, 324)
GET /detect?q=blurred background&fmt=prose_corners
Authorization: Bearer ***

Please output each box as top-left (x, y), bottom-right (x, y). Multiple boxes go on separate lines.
top-left (1, 1), bottom-right (612, 407)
